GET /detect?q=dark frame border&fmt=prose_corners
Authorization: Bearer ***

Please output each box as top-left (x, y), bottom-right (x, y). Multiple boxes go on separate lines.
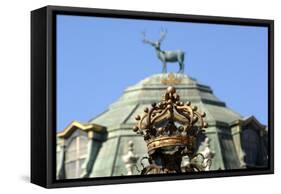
top-left (31, 5), bottom-right (274, 188)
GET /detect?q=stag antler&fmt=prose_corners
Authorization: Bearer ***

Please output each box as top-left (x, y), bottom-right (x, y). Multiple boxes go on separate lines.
top-left (159, 29), bottom-right (167, 43)
top-left (142, 31), bottom-right (155, 46)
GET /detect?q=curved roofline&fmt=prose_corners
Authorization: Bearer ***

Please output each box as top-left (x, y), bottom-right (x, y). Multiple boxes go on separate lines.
top-left (230, 115), bottom-right (266, 129)
top-left (57, 120), bottom-right (106, 138)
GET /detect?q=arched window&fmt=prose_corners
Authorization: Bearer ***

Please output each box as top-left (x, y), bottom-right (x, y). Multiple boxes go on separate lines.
top-left (65, 135), bottom-right (88, 178)
top-left (241, 129), bottom-right (260, 166)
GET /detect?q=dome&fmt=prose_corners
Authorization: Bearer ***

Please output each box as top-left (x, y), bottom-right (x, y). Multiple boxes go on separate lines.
top-left (57, 73), bottom-right (268, 179)
top-left (88, 73), bottom-right (243, 177)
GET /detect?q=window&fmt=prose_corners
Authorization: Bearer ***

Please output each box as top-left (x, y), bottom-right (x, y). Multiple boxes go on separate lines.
top-left (65, 135), bottom-right (88, 178)
top-left (241, 129), bottom-right (260, 166)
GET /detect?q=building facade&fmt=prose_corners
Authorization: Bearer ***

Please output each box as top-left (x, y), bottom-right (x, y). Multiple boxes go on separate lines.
top-left (56, 73), bottom-right (268, 179)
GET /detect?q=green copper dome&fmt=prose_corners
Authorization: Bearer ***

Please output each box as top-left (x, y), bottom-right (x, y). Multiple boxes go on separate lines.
top-left (88, 73), bottom-right (244, 177)
top-left (57, 73), bottom-right (268, 179)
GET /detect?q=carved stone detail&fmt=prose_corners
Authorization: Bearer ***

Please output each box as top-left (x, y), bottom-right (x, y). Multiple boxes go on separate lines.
top-left (122, 141), bottom-right (139, 175)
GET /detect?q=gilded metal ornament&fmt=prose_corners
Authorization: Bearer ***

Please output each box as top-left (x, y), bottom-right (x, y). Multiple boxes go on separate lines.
top-left (133, 86), bottom-right (210, 174)
top-left (161, 73), bottom-right (183, 85)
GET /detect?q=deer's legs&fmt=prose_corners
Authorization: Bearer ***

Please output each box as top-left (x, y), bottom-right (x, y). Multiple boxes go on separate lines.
top-left (178, 62), bottom-right (184, 73)
top-left (178, 63), bottom-right (181, 73)
top-left (162, 63), bottom-right (167, 73)
top-left (178, 54), bottom-right (185, 74)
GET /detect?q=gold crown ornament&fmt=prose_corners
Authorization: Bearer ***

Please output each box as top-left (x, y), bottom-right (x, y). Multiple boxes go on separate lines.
top-left (133, 86), bottom-right (209, 174)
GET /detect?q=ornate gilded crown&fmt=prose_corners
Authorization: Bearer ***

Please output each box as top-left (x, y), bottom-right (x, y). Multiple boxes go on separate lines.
top-left (133, 86), bottom-right (208, 155)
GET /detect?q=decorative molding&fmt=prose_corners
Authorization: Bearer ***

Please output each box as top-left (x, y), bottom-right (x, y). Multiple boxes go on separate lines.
top-left (57, 121), bottom-right (105, 139)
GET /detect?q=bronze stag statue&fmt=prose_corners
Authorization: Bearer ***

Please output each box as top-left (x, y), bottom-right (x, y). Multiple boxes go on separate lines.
top-left (142, 29), bottom-right (185, 74)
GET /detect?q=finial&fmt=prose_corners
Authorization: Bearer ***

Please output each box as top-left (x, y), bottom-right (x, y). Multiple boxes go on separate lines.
top-left (166, 86), bottom-right (176, 94)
